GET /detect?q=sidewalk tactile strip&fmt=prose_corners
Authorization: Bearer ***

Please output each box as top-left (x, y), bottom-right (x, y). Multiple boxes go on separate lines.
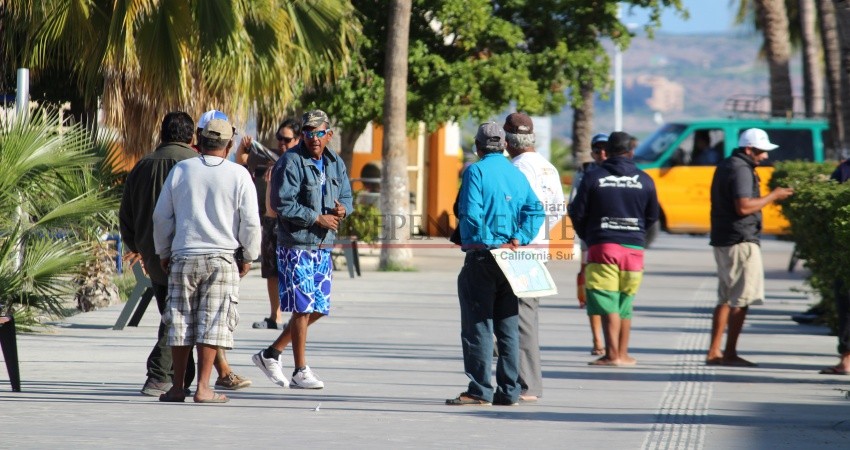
top-left (642, 280), bottom-right (715, 450)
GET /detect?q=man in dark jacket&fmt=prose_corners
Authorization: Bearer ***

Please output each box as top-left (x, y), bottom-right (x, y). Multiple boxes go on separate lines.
top-left (119, 111), bottom-right (199, 396)
top-left (568, 131), bottom-right (659, 367)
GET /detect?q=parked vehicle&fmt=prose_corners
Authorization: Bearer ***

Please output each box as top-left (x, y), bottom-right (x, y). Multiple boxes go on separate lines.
top-left (632, 117), bottom-right (831, 240)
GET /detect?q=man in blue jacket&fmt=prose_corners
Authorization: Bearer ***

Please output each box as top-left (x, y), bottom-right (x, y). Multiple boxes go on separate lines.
top-left (568, 131), bottom-right (659, 367)
top-left (446, 122), bottom-right (544, 406)
top-left (252, 109), bottom-right (353, 390)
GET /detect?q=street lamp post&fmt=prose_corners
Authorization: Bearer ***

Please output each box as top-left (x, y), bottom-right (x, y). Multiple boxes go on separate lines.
top-left (614, 41), bottom-right (623, 132)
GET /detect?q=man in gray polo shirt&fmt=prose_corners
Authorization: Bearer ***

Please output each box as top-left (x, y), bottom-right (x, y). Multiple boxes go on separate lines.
top-left (706, 128), bottom-right (793, 367)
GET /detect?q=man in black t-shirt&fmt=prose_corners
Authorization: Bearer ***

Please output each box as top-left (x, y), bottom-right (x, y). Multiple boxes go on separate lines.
top-left (706, 128), bottom-right (793, 367)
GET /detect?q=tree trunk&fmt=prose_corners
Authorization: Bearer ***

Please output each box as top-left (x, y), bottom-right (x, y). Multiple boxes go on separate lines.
top-left (755, 0), bottom-right (794, 116)
top-left (800, 0), bottom-right (824, 117)
top-left (818, 0), bottom-right (845, 157)
top-left (379, 0), bottom-right (413, 270)
top-left (339, 128), bottom-right (361, 175)
top-left (572, 81), bottom-right (595, 168)
top-left (834, 0), bottom-right (850, 156)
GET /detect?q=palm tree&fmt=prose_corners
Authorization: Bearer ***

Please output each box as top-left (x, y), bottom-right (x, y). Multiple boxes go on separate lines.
top-left (379, 0), bottom-right (413, 270)
top-left (817, 0), bottom-right (845, 157)
top-left (799, 0), bottom-right (824, 117)
top-left (572, 81), bottom-right (595, 170)
top-left (0, 108), bottom-right (118, 324)
top-left (1, 0), bottom-right (358, 161)
top-left (752, 0), bottom-right (794, 116)
top-left (735, 0), bottom-right (795, 116)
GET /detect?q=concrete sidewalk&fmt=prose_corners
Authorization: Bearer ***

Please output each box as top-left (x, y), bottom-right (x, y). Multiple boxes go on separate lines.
top-left (1, 234), bottom-right (848, 449)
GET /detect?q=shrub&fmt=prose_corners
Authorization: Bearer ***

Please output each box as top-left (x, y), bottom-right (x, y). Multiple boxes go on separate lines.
top-left (339, 191), bottom-right (382, 244)
top-left (771, 160), bottom-right (846, 332)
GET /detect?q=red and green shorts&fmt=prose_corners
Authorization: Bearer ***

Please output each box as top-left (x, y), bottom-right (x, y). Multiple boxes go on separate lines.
top-left (584, 243), bottom-right (644, 319)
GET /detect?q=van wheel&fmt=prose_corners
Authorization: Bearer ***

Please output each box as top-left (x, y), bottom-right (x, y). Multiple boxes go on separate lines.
top-left (645, 221), bottom-right (660, 248)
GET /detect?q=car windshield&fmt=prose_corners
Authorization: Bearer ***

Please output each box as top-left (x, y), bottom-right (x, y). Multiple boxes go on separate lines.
top-left (633, 123), bottom-right (687, 163)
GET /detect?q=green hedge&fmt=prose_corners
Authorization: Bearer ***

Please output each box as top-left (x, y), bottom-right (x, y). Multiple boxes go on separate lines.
top-left (770, 161), bottom-right (847, 332)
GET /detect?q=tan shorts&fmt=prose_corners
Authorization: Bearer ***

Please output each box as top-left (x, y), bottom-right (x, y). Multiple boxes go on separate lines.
top-left (713, 242), bottom-right (764, 307)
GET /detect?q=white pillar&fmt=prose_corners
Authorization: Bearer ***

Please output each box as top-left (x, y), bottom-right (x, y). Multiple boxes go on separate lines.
top-left (16, 68), bottom-right (29, 118)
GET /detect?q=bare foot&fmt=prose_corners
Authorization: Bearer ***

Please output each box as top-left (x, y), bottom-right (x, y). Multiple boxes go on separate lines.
top-left (619, 355), bottom-right (637, 366)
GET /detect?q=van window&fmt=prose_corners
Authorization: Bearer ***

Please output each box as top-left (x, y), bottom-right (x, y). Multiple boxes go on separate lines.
top-left (746, 128), bottom-right (815, 165)
top-left (633, 123), bottom-right (686, 164)
top-left (684, 129), bottom-right (725, 166)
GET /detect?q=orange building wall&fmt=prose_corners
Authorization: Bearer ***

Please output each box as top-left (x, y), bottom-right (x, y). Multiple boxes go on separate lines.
top-left (425, 127), bottom-right (462, 237)
top-left (350, 125), bottom-right (383, 190)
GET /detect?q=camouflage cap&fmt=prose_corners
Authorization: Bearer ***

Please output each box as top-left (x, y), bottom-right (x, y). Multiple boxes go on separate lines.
top-left (302, 109), bottom-right (330, 128)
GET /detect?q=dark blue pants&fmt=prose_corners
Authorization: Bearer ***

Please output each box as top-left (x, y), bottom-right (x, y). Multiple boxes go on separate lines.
top-left (457, 251), bottom-right (520, 403)
top-left (835, 280), bottom-right (850, 354)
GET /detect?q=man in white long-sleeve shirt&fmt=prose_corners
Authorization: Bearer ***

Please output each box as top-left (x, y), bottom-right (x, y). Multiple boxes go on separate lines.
top-left (503, 112), bottom-right (566, 402)
top-left (153, 118), bottom-right (261, 404)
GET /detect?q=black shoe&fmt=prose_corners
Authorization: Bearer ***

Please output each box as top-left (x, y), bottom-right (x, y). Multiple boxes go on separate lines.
top-left (252, 318), bottom-right (280, 329)
top-left (492, 396), bottom-right (519, 406)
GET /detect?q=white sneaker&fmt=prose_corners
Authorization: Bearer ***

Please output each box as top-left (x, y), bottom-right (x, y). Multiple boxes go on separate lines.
top-left (291, 366), bottom-right (324, 389)
top-left (252, 350), bottom-right (289, 388)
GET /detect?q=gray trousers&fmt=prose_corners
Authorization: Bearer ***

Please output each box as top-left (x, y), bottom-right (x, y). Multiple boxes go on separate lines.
top-left (518, 296), bottom-right (542, 397)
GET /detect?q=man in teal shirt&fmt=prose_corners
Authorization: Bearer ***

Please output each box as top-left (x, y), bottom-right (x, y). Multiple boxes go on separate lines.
top-left (446, 122), bottom-right (544, 406)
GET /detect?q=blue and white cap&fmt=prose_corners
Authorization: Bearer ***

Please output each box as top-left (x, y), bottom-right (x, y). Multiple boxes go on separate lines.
top-left (591, 133), bottom-right (609, 146)
top-left (197, 110), bottom-right (229, 130)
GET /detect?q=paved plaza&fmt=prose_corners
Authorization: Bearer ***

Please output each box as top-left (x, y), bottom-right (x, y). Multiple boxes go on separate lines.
top-left (1, 233), bottom-right (848, 449)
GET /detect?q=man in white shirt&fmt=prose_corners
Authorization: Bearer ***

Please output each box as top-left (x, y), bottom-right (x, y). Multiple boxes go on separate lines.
top-left (153, 118), bottom-right (261, 404)
top-left (503, 112), bottom-right (566, 402)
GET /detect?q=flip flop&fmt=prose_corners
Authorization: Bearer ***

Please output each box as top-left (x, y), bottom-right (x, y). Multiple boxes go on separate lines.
top-left (588, 357), bottom-right (617, 366)
top-left (591, 347), bottom-right (605, 356)
top-left (158, 391), bottom-right (185, 403)
top-left (195, 392), bottom-right (229, 404)
top-left (445, 392), bottom-right (491, 406)
top-left (819, 366), bottom-right (849, 375)
top-left (705, 357), bottom-right (724, 366)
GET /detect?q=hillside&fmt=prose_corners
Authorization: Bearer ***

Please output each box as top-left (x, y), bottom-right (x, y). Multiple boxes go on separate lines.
top-left (552, 32), bottom-right (803, 141)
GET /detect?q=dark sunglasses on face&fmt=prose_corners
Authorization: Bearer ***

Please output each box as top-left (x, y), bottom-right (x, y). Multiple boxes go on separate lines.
top-left (276, 133), bottom-right (294, 144)
top-left (303, 129), bottom-right (330, 139)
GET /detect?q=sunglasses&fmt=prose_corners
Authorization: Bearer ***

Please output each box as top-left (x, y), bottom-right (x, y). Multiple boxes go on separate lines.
top-left (303, 129), bottom-right (331, 139)
top-left (276, 133), bottom-right (294, 144)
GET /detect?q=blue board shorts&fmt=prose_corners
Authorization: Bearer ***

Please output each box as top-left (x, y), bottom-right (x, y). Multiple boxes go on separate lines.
top-left (277, 246), bottom-right (332, 315)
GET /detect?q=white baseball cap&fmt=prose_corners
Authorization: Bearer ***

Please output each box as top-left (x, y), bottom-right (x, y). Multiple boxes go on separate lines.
top-left (738, 128), bottom-right (778, 151)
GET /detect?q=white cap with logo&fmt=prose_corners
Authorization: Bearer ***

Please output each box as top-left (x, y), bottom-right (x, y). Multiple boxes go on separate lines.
top-left (738, 128), bottom-right (778, 151)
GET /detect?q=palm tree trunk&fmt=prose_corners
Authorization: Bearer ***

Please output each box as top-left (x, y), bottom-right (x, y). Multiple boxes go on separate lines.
top-left (834, 0), bottom-right (850, 156)
top-left (755, 0), bottom-right (794, 116)
top-left (799, 0), bottom-right (824, 117)
top-left (379, 0), bottom-right (413, 270)
top-left (572, 81), bottom-right (595, 168)
top-left (818, 0), bottom-right (845, 157)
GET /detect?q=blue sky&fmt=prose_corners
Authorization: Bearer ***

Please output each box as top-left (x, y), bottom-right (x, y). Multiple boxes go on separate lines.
top-left (623, 0), bottom-right (738, 35)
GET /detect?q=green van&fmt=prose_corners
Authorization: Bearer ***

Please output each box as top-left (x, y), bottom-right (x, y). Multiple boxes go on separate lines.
top-left (631, 118), bottom-right (830, 237)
